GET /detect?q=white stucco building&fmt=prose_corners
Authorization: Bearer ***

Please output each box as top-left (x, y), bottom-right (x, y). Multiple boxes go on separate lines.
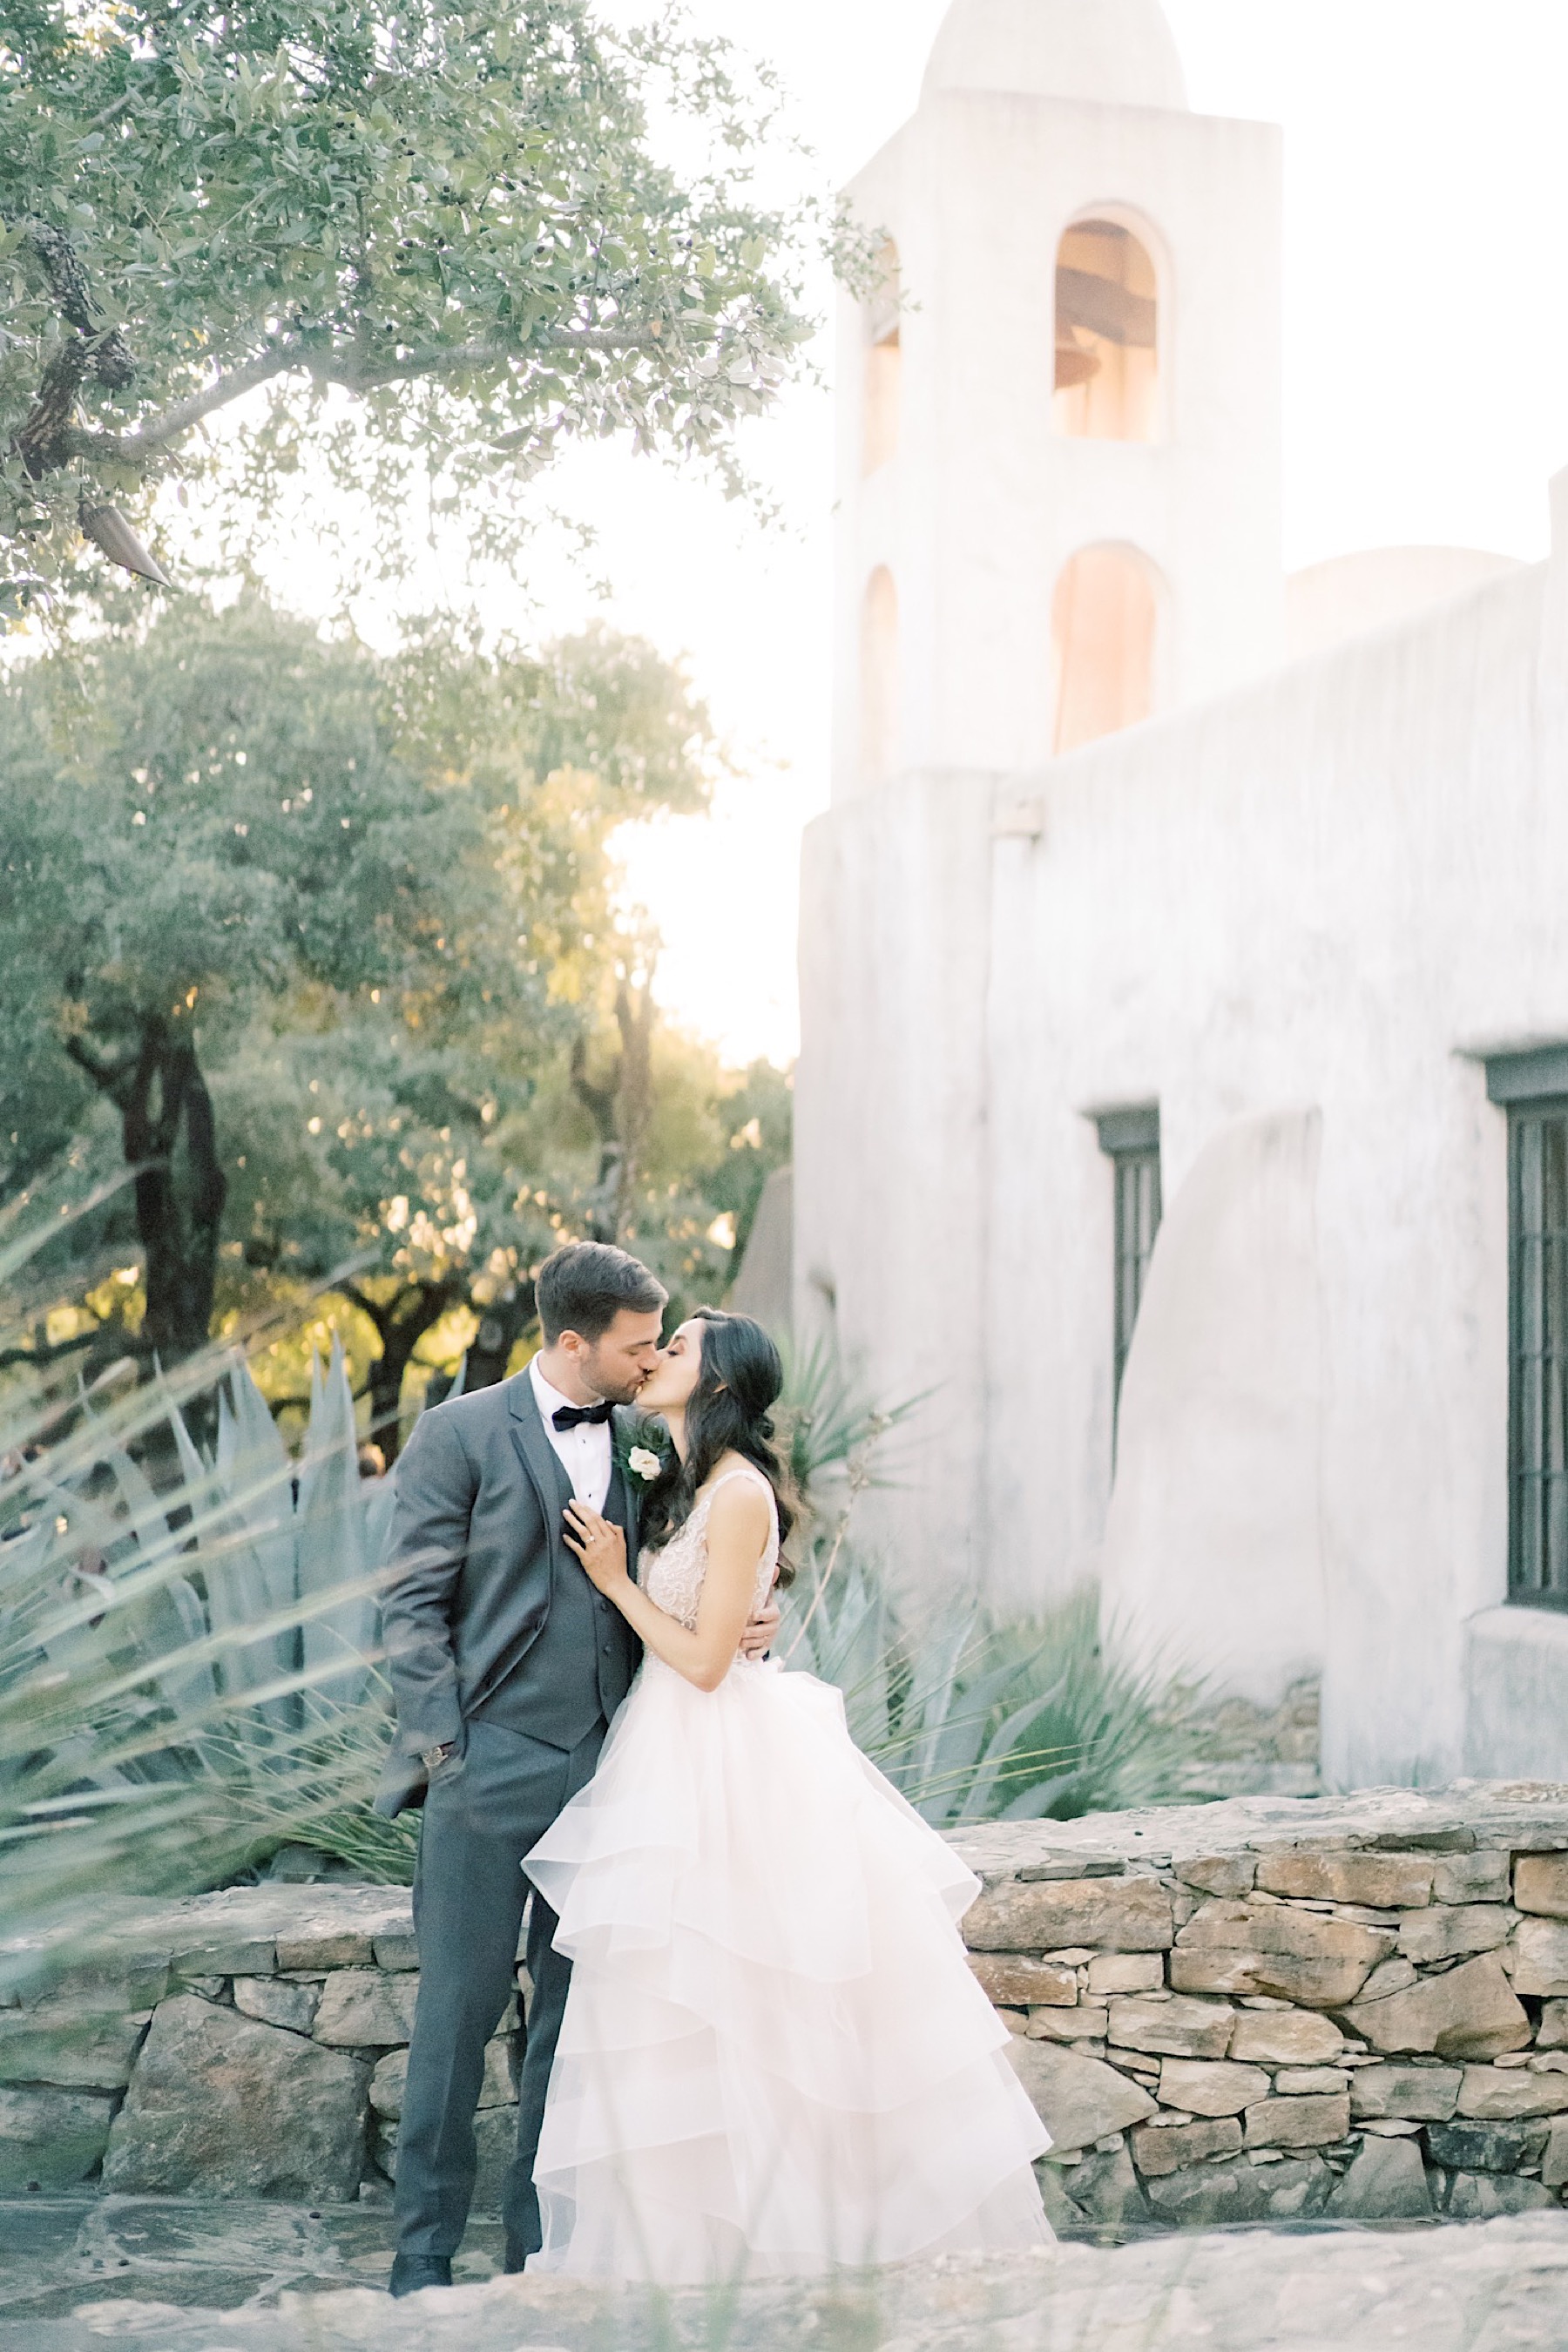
top-left (794, 0), bottom-right (1568, 1791)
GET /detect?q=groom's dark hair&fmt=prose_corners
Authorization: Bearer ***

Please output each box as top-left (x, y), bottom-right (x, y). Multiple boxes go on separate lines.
top-left (537, 1241), bottom-right (667, 1343)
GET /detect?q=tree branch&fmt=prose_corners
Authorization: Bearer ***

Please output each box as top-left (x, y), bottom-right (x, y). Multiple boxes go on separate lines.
top-left (337, 1278), bottom-right (390, 1339)
top-left (63, 1035), bottom-right (134, 1100)
top-left (88, 91), bottom-right (137, 133)
top-left (178, 1043), bottom-right (227, 1344)
top-left (24, 225), bottom-right (137, 389)
top-left (335, 324), bottom-right (669, 387)
top-left (0, 1324), bottom-right (133, 1373)
top-left (60, 346), bottom-right (301, 463)
top-left (54, 323), bottom-right (672, 473)
top-left (570, 1033), bottom-right (618, 1141)
top-left (17, 338), bottom-right (91, 478)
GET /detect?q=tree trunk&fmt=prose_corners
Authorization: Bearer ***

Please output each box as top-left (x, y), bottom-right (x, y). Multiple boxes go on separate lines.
top-left (463, 1277), bottom-right (538, 1393)
top-left (570, 1035), bottom-right (621, 1242)
top-left (610, 972), bottom-right (654, 1238)
top-left (342, 1280), bottom-right (459, 1463)
top-left (67, 1013), bottom-right (228, 1365)
top-left (569, 964), bottom-right (657, 1242)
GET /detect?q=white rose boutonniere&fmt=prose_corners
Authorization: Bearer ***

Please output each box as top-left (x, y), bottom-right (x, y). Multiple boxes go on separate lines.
top-left (615, 1418), bottom-right (669, 1499)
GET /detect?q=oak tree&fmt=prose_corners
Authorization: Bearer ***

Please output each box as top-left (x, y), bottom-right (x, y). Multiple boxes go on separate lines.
top-left (0, 591), bottom-right (718, 1381)
top-left (0, 0), bottom-right (838, 612)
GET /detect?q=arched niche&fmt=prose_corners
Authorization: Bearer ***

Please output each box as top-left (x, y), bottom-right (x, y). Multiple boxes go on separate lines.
top-left (1051, 544), bottom-right (1159, 754)
top-left (862, 240), bottom-right (902, 476)
top-left (860, 566), bottom-right (900, 783)
top-left (1053, 217), bottom-right (1159, 443)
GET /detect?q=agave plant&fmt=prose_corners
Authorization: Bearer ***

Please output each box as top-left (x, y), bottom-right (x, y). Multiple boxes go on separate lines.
top-left (784, 1561), bottom-right (1214, 1830)
top-left (771, 1333), bottom-right (926, 1659)
top-left (0, 1190), bottom-right (419, 1982)
top-left (774, 1342), bottom-right (1213, 1827)
top-left (774, 1331), bottom-right (926, 1500)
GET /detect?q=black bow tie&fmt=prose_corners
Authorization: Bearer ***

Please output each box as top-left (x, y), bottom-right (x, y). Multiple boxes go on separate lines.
top-left (552, 1400), bottom-right (614, 1431)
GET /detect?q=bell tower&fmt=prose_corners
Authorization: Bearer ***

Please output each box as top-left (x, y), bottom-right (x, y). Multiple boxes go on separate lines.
top-left (832, 0), bottom-right (1283, 800)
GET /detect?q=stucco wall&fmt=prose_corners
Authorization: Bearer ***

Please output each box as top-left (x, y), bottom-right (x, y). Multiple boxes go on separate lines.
top-left (797, 490), bottom-right (1568, 1789)
top-left (1098, 1109), bottom-right (1327, 1707)
top-left (794, 770), bottom-right (997, 1583)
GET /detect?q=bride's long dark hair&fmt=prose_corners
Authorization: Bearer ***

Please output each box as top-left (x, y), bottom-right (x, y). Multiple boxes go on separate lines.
top-left (640, 1308), bottom-right (795, 1579)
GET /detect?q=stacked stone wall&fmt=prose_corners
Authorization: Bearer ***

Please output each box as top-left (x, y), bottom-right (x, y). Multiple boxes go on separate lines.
top-left (7, 1784), bottom-right (1568, 2230)
top-left (0, 1888), bottom-right (522, 2209)
top-left (955, 1784), bottom-right (1568, 2231)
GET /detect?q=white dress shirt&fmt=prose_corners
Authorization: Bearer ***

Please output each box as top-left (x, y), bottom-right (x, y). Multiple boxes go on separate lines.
top-left (529, 1355), bottom-right (613, 1512)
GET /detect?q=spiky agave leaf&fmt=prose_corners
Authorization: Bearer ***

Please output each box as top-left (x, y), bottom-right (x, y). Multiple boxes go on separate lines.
top-left (774, 1333), bottom-right (925, 1501)
top-left (0, 1175), bottom-right (409, 1980)
top-left (781, 1551), bottom-right (1217, 1829)
top-left (296, 1337), bottom-right (377, 1707)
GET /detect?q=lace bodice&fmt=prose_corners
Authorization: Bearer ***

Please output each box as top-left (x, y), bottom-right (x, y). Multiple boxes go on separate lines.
top-left (640, 1466), bottom-right (779, 1633)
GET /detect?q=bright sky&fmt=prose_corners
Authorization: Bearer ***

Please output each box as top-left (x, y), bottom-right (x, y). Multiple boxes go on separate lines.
top-left (286, 2), bottom-right (1568, 1069)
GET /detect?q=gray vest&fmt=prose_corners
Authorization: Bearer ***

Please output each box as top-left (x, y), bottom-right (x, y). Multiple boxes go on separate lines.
top-left (471, 1446), bottom-right (640, 1749)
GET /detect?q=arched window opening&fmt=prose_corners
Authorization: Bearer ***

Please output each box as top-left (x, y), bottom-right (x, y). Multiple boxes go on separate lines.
top-left (1051, 545), bottom-right (1157, 754)
top-left (1053, 219), bottom-right (1158, 443)
top-left (861, 567), bottom-right (899, 783)
top-left (862, 240), bottom-right (902, 476)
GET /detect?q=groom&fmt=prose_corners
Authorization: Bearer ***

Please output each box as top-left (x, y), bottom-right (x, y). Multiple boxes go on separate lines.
top-left (377, 1240), bottom-right (780, 2296)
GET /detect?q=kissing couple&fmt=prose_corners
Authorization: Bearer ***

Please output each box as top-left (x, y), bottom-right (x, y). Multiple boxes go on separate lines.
top-left (377, 1240), bottom-right (1050, 2295)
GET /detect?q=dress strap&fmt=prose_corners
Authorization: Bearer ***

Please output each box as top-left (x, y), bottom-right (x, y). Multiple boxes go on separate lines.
top-left (700, 1464), bottom-right (773, 1506)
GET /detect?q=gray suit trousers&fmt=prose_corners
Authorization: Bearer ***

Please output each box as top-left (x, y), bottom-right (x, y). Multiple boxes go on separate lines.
top-left (393, 1715), bottom-right (605, 2260)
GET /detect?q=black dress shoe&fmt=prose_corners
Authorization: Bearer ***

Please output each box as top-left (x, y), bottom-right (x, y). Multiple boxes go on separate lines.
top-left (389, 2253), bottom-right (454, 2298)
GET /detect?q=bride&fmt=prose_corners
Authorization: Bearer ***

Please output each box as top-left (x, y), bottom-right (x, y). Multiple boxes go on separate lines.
top-left (523, 1308), bottom-right (1051, 2281)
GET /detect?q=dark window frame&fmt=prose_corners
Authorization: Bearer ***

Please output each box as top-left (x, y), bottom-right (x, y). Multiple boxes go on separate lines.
top-left (1488, 1050), bottom-right (1568, 1612)
top-left (1093, 1105), bottom-right (1162, 1443)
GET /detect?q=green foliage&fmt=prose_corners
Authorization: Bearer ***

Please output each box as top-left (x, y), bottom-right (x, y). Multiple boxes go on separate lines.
top-left (776, 1348), bottom-right (1214, 1828)
top-left (606, 1041), bottom-right (793, 1329)
top-left (3, 593), bottom-right (493, 1063)
top-left (0, 1186), bottom-right (415, 1977)
top-left (689, 1058), bottom-right (793, 1267)
top-left (0, 588), bottom-right (544, 1359)
top-left (775, 1330), bottom-right (921, 1504)
top-left (0, 776), bottom-right (90, 1194)
top-left (0, 588), bottom-right (737, 1392)
top-left (0, 1171), bottom-right (1214, 1974)
top-left (785, 1567), bottom-right (1215, 1831)
top-left (0, 595), bottom-right (704, 1107)
top-left (0, 0), bottom-right (864, 613)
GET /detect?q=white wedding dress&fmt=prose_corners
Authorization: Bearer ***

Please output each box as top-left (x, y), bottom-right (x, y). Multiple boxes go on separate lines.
top-left (523, 1463), bottom-right (1051, 2282)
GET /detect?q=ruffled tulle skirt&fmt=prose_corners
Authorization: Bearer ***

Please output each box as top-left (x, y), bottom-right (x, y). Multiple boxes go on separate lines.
top-left (523, 1653), bottom-right (1051, 2282)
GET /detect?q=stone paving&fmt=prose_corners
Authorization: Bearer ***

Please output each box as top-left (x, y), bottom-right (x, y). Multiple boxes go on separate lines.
top-left (5, 2201), bottom-right (1568, 2349)
top-left (0, 2193), bottom-right (503, 2324)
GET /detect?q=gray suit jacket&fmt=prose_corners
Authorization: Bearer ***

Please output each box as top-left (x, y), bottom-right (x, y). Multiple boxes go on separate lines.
top-left (374, 1375), bottom-right (642, 1816)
